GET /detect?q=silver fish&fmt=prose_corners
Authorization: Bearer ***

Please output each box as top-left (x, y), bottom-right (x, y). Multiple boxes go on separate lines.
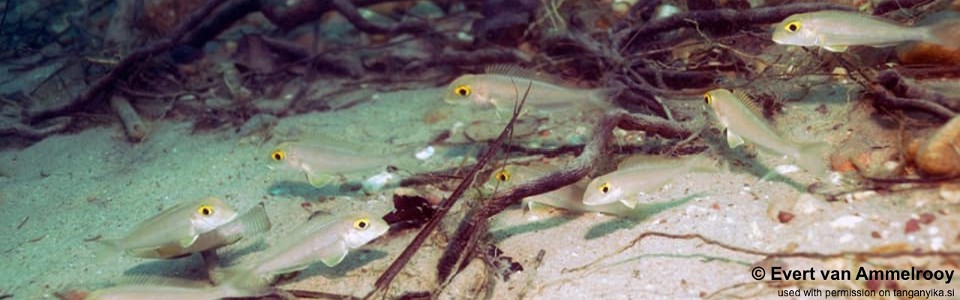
top-left (772, 10), bottom-right (960, 52)
top-left (131, 204), bottom-right (271, 259)
top-left (486, 164), bottom-right (648, 219)
top-left (97, 197), bottom-right (238, 260)
top-left (443, 65), bottom-right (612, 112)
top-left (213, 211), bottom-right (389, 293)
top-left (85, 276), bottom-right (247, 300)
top-left (269, 137), bottom-right (416, 187)
top-left (704, 89), bottom-right (827, 174)
top-left (582, 155), bottom-right (718, 208)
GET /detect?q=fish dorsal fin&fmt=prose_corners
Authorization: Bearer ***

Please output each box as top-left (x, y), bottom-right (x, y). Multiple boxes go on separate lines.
top-left (484, 64), bottom-right (562, 85)
top-left (732, 90), bottom-right (763, 117)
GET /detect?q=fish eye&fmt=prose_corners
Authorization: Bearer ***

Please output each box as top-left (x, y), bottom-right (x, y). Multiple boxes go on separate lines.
top-left (599, 183), bottom-right (611, 194)
top-left (704, 93), bottom-right (713, 105)
top-left (198, 205), bottom-right (214, 216)
top-left (785, 21), bottom-right (801, 33)
top-left (270, 150), bottom-right (285, 161)
top-left (496, 170), bottom-right (511, 182)
top-left (454, 85), bottom-right (471, 97)
top-left (354, 218), bottom-right (370, 230)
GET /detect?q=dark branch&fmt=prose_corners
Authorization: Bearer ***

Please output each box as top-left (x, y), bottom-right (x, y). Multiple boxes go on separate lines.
top-left (27, 0), bottom-right (233, 121)
top-left (436, 110), bottom-right (698, 282)
top-left (330, 0), bottom-right (429, 35)
top-left (616, 3), bottom-right (853, 53)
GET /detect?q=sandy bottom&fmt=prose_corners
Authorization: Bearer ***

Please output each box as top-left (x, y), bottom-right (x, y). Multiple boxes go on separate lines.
top-left (1, 81), bottom-right (958, 299)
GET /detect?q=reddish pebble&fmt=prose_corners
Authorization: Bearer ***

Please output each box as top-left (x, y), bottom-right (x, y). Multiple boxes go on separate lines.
top-left (918, 212), bottom-right (935, 224)
top-left (301, 202), bottom-right (312, 208)
top-left (904, 219), bottom-right (920, 234)
top-left (871, 231), bottom-right (882, 239)
top-left (777, 211), bottom-right (794, 223)
top-left (711, 203), bottom-right (721, 210)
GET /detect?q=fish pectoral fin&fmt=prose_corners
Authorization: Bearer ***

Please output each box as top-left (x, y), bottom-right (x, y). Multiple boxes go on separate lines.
top-left (620, 197), bottom-right (637, 209)
top-left (320, 250), bottom-right (348, 267)
top-left (306, 172), bottom-right (335, 188)
top-left (823, 45), bottom-right (849, 52)
top-left (725, 129), bottom-right (745, 149)
top-left (180, 234), bottom-right (199, 248)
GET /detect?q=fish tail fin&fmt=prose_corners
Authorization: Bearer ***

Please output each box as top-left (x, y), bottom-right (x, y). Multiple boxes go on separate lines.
top-left (220, 203), bottom-right (272, 239)
top-left (686, 154), bottom-right (721, 173)
top-left (584, 86), bottom-right (624, 108)
top-left (795, 141), bottom-right (830, 175)
top-left (925, 19), bottom-right (960, 49)
top-left (212, 266), bottom-right (273, 297)
top-left (92, 239), bottom-right (123, 263)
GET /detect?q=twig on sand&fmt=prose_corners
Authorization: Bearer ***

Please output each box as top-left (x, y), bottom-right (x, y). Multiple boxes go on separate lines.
top-left (0, 117), bottom-right (72, 140)
top-left (616, 3), bottom-right (853, 53)
top-left (109, 95), bottom-right (147, 143)
top-left (834, 57), bottom-right (958, 119)
top-left (365, 82), bottom-right (531, 300)
top-left (875, 69), bottom-right (960, 113)
top-left (436, 110), bottom-right (699, 283)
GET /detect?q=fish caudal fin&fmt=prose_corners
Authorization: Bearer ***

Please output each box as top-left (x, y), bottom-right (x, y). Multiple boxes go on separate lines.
top-left (926, 20), bottom-right (960, 49)
top-left (236, 204), bottom-right (272, 235)
top-left (218, 203), bottom-right (272, 241)
top-left (685, 154), bottom-right (721, 173)
top-left (211, 266), bottom-right (274, 297)
top-left (793, 141), bottom-right (829, 175)
top-left (93, 239), bottom-right (124, 263)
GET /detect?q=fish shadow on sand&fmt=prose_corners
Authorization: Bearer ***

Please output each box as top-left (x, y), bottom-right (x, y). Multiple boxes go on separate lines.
top-left (702, 129), bottom-right (806, 191)
top-left (122, 254), bottom-right (210, 279)
top-left (216, 238), bottom-right (270, 266)
top-left (266, 181), bottom-right (346, 199)
top-left (292, 249), bottom-right (388, 280)
top-left (584, 193), bottom-right (701, 240)
top-left (489, 216), bottom-right (575, 244)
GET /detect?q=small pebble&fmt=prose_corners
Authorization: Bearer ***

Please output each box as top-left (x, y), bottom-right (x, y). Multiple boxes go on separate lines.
top-left (777, 211), bottom-right (794, 223)
top-left (918, 212), bottom-right (936, 224)
top-left (904, 219), bottom-right (920, 234)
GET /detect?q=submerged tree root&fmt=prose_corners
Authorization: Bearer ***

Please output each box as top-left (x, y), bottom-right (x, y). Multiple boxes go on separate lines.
top-left (616, 3), bottom-right (852, 52)
top-left (436, 110), bottom-right (700, 284)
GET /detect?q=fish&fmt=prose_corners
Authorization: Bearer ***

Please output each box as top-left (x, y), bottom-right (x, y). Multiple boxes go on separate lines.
top-left (772, 10), bottom-right (960, 52)
top-left (269, 137), bottom-right (418, 187)
top-left (85, 276), bottom-right (246, 300)
top-left (96, 197), bottom-right (238, 260)
top-left (442, 64), bottom-right (613, 112)
top-left (582, 154), bottom-right (719, 208)
top-left (212, 211), bottom-right (389, 293)
top-left (703, 89), bottom-right (828, 174)
top-left (131, 203), bottom-right (272, 259)
top-left (486, 163), bottom-right (649, 220)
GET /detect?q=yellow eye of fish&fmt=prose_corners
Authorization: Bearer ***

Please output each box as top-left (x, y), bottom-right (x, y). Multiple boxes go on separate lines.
top-left (454, 85), bottom-right (471, 97)
top-left (354, 218), bottom-right (370, 230)
top-left (496, 170), bottom-right (511, 182)
top-left (271, 150), bottom-right (285, 161)
top-left (704, 93), bottom-right (713, 105)
top-left (784, 21), bottom-right (801, 33)
top-left (599, 183), bottom-right (611, 194)
top-left (198, 205), bottom-right (214, 216)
